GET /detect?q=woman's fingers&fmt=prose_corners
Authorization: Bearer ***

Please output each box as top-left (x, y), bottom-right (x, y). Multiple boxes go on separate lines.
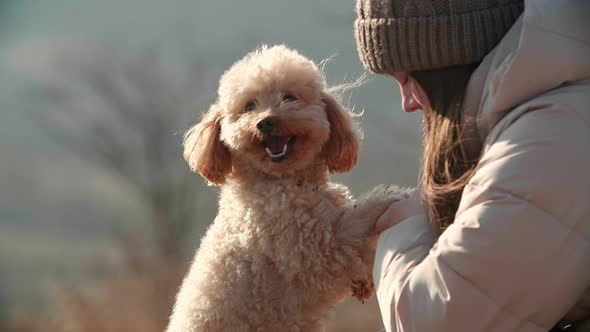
top-left (375, 200), bottom-right (406, 233)
top-left (375, 188), bottom-right (425, 234)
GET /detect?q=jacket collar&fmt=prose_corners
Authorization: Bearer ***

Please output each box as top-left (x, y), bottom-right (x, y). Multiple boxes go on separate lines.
top-left (463, 0), bottom-right (590, 144)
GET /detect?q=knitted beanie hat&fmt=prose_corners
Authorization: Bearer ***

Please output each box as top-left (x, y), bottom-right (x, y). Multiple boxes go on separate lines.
top-left (355, 0), bottom-right (524, 74)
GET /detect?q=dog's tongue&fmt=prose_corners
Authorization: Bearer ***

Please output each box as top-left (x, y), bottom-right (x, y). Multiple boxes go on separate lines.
top-left (266, 136), bottom-right (289, 154)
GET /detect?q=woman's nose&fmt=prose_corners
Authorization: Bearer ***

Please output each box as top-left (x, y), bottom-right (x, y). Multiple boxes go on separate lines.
top-left (402, 95), bottom-right (422, 113)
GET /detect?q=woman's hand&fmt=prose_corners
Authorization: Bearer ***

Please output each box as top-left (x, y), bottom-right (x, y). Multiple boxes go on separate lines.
top-left (375, 187), bottom-right (425, 234)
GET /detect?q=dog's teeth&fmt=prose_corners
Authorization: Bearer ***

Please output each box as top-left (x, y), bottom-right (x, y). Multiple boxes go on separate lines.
top-left (282, 144), bottom-right (288, 153)
top-left (265, 147), bottom-right (286, 158)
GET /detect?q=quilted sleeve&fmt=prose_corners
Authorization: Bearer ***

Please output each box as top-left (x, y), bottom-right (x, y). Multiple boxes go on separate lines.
top-left (373, 106), bottom-right (590, 331)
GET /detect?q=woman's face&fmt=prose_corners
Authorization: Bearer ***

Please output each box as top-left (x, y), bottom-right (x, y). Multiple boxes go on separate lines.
top-left (392, 72), bottom-right (431, 113)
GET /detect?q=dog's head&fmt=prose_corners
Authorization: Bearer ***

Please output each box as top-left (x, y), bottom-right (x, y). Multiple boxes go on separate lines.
top-left (183, 45), bottom-right (359, 185)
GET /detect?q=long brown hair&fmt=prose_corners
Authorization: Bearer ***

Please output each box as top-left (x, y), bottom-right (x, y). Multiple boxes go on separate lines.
top-left (412, 64), bottom-right (479, 231)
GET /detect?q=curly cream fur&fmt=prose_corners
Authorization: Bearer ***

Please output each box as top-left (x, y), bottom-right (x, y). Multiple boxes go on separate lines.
top-left (168, 45), bottom-right (406, 332)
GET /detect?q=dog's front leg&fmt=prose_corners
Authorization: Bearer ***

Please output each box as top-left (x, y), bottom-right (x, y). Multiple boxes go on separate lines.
top-left (335, 185), bottom-right (410, 301)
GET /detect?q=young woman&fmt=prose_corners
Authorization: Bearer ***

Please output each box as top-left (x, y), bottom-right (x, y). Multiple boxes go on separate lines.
top-left (354, 0), bottom-right (590, 331)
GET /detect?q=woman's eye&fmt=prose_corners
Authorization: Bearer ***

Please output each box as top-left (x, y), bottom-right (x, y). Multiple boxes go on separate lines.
top-left (244, 101), bottom-right (256, 112)
top-left (283, 94), bottom-right (297, 102)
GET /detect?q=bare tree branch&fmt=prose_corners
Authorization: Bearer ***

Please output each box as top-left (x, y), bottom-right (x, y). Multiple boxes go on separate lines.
top-left (21, 41), bottom-right (213, 261)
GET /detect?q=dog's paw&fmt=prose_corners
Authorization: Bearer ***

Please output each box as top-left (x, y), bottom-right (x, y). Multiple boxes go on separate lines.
top-left (359, 184), bottom-right (410, 207)
top-left (336, 186), bottom-right (411, 242)
top-left (344, 186), bottom-right (410, 234)
top-left (351, 279), bottom-right (374, 303)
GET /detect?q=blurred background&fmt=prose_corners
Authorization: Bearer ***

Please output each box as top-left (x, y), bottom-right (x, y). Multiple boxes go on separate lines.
top-left (0, 0), bottom-right (422, 331)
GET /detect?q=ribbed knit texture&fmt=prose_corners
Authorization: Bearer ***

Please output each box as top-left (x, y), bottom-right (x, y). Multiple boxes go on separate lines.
top-left (355, 0), bottom-right (524, 73)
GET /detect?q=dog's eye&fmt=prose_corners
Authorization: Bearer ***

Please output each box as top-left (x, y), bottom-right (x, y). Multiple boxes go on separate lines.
top-left (283, 94), bottom-right (297, 103)
top-left (244, 101), bottom-right (256, 113)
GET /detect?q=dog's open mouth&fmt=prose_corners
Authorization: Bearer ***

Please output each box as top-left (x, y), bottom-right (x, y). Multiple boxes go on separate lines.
top-left (263, 136), bottom-right (295, 162)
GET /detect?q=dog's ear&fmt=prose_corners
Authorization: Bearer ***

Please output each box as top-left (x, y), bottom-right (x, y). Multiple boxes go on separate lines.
top-left (321, 92), bottom-right (359, 173)
top-left (183, 105), bottom-right (232, 185)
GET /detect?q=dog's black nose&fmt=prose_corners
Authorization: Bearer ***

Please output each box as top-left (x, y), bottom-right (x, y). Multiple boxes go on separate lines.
top-left (256, 117), bottom-right (278, 134)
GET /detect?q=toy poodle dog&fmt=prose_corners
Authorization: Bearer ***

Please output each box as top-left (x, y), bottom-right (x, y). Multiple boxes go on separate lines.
top-left (167, 45), bottom-right (406, 332)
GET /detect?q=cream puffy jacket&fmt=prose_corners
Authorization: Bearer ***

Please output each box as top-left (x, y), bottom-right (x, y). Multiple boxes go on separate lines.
top-left (373, 1), bottom-right (590, 331)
